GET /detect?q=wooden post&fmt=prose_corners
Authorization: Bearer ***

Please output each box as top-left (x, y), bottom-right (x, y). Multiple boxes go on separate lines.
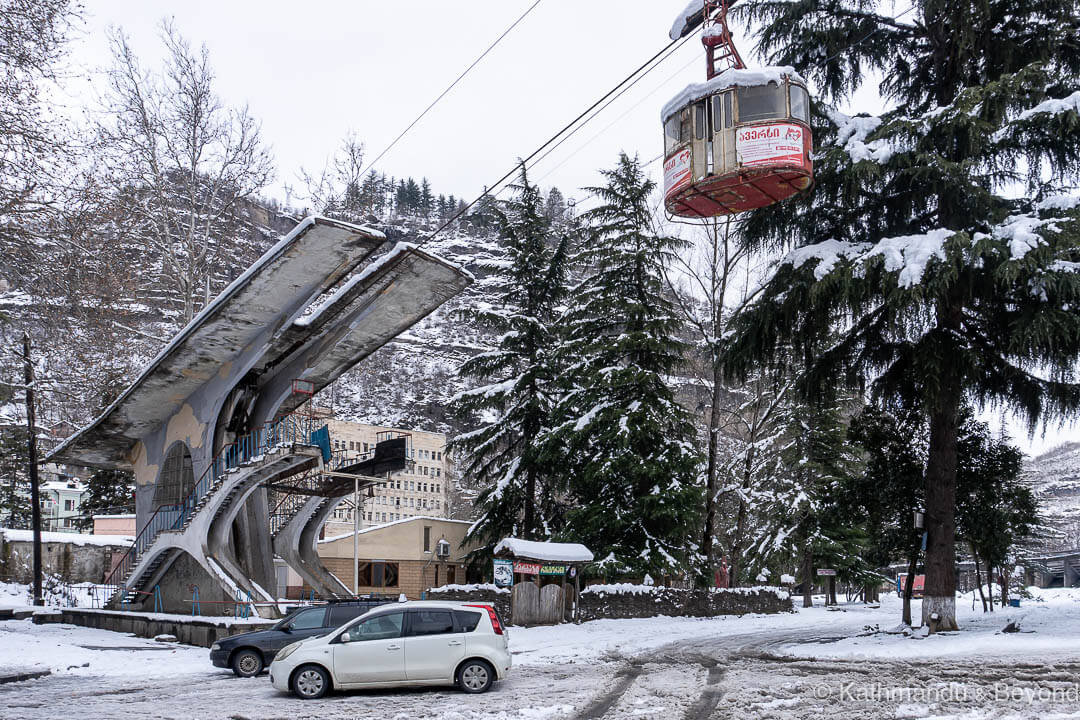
top-left (574, 569), bottom-right (580, 622)
top-left (23, 332), bottom-right (43, 606)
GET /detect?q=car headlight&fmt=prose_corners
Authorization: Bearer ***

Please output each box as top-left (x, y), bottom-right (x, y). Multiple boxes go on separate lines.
top-left (211, 643), bottom-right (221, 651)
top-left (275, 641), bottom-right (302, 662)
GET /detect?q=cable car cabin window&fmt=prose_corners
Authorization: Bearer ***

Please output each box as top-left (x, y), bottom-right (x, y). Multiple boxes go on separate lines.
top-left (664, 115), bottom-right (681, 154)
top-left (736, 83), bottom-right (786, 123)
top-left (790, 85), bottom-right (810, 122)
top-left (712, 93), bottom-right (732, 131)
top-left (694, 102), bottom-right (707, 140)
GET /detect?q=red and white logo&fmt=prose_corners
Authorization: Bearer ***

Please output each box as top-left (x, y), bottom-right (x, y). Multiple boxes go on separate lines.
top-left (664, 148), bottom-right (693, 196)
top-left (736, 123), bottom-right (805, 168)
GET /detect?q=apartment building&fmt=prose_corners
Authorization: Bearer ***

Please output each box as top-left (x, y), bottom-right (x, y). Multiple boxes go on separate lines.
top-left (322, 419), bottom-right (451, 537)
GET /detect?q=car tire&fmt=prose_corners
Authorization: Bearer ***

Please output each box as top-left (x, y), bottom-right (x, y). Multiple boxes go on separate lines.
top-left (291, 664), bottom-right (331, 700)
top-left (457, 659), bottom-right (494, 694)
top-left (231, 649), bottom-right (263, 678)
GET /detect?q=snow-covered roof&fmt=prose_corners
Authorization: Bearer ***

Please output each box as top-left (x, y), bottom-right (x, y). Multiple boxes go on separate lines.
top-left (295, 242), bottom-right (425, 328)
top-left (493, 538), bottom-right (594, 563)
top-left (669, 0), bottom-right (704, 41)
top-left (662, 67), bottom-right (806, 122)
top-left (318, 515), bottom-right (471, 544)
top-left (0, 528), bottom-right (133, 546)
top-left (48, 216), bottom-right (472, 470)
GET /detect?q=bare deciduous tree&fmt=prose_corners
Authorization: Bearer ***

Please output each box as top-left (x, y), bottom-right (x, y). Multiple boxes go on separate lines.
top-left (298, 132), bottom-right (367, 221)
top-left (98, 19), bottom-right (274, 324)
top-left (0, 0), bottom-right (79, 258)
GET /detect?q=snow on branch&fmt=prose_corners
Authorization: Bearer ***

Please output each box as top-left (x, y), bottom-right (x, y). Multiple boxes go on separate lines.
top-left (992, 90), bottom-right (1080, 142)
top-left (781, 230), bottom-right (956, 287)
top-left (863, 229), bottom-right (953, 286)
top-left (782, 239), bottom-right (869, 280)
top-left (827, 109), bottom-right (895, 164)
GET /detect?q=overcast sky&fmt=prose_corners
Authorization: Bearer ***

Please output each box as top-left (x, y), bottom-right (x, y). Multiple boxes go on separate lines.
top-left (62, 0), bottom-right (1074, 456)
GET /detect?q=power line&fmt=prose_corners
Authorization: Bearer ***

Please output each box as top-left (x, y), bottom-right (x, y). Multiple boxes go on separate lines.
top-left (416, 32), bottom-right (695, 249)
top-left (419, 4), bottom-right (920, 245)
top-left (501, 36), bottom-right (697, 195)
top-left (530, 53), bottom-right (701, 188)
top-left (359, 0), bottom-right (544, 184)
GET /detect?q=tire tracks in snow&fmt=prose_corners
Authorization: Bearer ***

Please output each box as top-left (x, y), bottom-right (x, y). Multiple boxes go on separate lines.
top-left (574, 661), bottom-right (646, 719)
top-left (681, 660), bottom-right (726, 720)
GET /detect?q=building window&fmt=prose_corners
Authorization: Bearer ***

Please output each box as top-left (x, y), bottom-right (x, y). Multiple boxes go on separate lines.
top-left (63, 499), bottom-right (74, 511)
top-left (155, 442), bottom-right (194, 509)
top-left (436, 468), bottom-right (441, 477)
top-left (424, 526), bottom-right (431, 552)
top-left (357, 561), bottom-right (399, 588)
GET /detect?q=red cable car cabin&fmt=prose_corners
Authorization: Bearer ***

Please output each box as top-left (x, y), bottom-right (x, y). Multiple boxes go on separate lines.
top-left (662, 69), bottom-right (813, 218)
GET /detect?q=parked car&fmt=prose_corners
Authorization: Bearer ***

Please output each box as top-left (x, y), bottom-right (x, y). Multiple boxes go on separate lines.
top-left (269, 600), bottom-right (511, 699)
top-left (210, 599), bottom-right (392, 677)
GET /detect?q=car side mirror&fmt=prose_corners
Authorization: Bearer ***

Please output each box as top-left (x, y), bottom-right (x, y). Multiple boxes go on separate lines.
top-left (282, 624), bottom-right (292, 633)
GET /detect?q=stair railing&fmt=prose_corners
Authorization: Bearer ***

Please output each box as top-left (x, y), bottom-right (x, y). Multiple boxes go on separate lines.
top-left (102, 413), bottom-right (322, 603)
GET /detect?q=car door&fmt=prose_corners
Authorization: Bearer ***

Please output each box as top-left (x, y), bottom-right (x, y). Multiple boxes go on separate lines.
top-left (272, 607), bottom-right (329, 652)
top-left (331, 611), bottom-right (406, 686)
top-left (402, 609), bottom-right (466, 682)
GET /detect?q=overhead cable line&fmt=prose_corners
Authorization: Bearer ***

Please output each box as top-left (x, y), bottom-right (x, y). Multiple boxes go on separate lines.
top-left (530, 53), bottom-right (701, 188)
top-left (358, 0), bottom-right (543, 183)
top-left (421, 3), bottom-right (917, 247)
top-left (496, 36), bottom-right (697, 197)
top-left (416, 31), bottom-right (696, 249)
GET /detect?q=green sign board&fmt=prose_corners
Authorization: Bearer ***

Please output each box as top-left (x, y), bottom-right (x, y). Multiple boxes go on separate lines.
top-left (539, 564), bottom-right (567, 576)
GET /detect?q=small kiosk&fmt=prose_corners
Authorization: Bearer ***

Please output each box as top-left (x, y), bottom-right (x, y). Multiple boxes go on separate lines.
top-left (492, 538), bottom-right (593, 626)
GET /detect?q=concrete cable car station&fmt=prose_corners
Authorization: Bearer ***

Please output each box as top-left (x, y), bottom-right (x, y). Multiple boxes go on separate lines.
top-left (47, 217), bottom-right (472, 615)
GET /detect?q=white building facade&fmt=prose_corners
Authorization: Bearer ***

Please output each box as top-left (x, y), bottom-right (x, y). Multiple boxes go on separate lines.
top-left (322, 420), bottom-right (451, 537)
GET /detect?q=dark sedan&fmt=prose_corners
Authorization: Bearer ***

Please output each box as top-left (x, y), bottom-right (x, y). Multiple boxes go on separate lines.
top-left (210, 600), bottom-right (392, 676)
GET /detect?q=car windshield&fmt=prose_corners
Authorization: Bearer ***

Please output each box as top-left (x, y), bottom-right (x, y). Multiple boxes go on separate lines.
top-left (275, 607), bottom-right (322, 630)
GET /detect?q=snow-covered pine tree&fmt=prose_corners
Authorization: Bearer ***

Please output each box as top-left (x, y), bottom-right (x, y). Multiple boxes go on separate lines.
top-left (450, 166), bottom-right (570, 550)
top-left (546, 153), bottom-right (702, 579)
top-left (745, 392), bottom-right (864, 606)
top-left (727, 0), bottom-right (1080, 631)
top-left (74, 469), bottom-right (135, 532)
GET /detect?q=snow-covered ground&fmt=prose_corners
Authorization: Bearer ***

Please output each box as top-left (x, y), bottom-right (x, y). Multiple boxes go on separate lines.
top-left (785, 587), bottom-right (1080, 661)
top-left (0, 588), bottom-right (1078, 719)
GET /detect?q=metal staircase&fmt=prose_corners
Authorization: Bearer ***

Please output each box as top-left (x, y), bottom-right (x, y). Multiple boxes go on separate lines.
top-left (103, 414), bottom-right (321, 608)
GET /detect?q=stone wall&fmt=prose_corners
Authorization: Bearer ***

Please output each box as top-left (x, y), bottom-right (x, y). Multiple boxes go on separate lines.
top-left (576, 585), bottom-right (793, 621)
top-left (425, 585), bottom-right (511, 623)
top-left (0, 537), bottom-right (130, 584)
top-left (426, 583), bottom-right (791, 624)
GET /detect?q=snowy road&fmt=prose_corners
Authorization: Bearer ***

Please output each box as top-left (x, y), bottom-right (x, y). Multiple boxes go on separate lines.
top-left (3, 591), bottom-right (1080, 719)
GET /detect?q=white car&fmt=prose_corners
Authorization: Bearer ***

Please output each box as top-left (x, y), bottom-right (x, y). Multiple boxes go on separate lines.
top-left (269, 600), bottom-right (511, 699)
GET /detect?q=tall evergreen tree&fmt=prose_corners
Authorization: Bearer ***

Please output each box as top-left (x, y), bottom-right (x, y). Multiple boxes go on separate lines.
top-left (450, 166), bottom-right (570, 550)
top-left (955, 415), bottom-right (1036, 610)
top-left (74, 469), bottom-right (135, 531)
top-left (420, 178), bottom-right (434, 218)
top-left (847, 402), bottom-right (927, 625)
top-left (727, 0), bottom-right (1080, 631)
top-left (748, 393), bottom-right (864, 605)
top-left (0, 423), bottom-right (31, 528)
top-left (546, 153), bottom-right (702, 578)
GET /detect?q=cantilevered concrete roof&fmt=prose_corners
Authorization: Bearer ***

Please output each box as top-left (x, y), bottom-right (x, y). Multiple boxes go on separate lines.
top-left (48, 217), bottom-right (471, 469)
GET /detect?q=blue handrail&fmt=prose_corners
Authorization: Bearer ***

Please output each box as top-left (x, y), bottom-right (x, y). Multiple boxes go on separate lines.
top-left (103, 414), bottom-right (319, 604)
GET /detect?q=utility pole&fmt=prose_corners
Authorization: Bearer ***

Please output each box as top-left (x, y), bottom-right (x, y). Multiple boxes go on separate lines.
top-left (352, 474), bottom-right (359, 596)
top-left (22, 332), bottom-right (42, 606)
